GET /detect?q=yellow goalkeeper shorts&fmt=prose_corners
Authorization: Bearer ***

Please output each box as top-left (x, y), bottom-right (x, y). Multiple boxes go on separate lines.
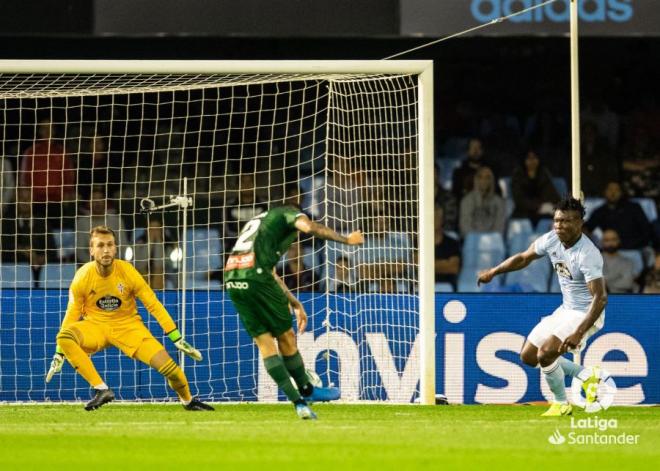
top-left (62, 319), bottom-right (165, 360)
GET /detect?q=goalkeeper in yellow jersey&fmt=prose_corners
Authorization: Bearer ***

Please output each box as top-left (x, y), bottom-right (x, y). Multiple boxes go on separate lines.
top-left (46, 225), bottom-right (214, 411)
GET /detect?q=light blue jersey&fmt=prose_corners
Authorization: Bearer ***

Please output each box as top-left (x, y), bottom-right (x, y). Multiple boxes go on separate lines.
top-left (534, 231), bottom-right (603, 312)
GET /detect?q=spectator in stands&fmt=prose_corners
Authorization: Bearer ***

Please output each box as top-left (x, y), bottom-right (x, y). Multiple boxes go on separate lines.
top-left (451, 138), bottom-right (499, 199)
top-left (434, 206), bottom-right (460, 290)
top-left (620, 123), bottom-right (660, 201)
top-left (585, 181), bottom-right (651, 250)
top-left (277, 241), bottom-right (319, 292)
top-left (582, 95), bottom-right (620, 149)
top-left (0, 188), bottom-right (55, 284)
top-left (0, 154), bottom-right (15, 216)
top-left (580, 121), bottom-right (619, 197)
top-left (75, 187), bottom-right (127, 264)
top-left (325, 157), bottom-right (368, 234)
top-left (223, 173), bottom-right (269, 250)
top-left (19, 118), bottom-right (75, 218)
top-left (435, 166), bottom-right (458, 232)
top-left (133, 217), bottom-right (172, 290)
top-left (601, 229), bottom-right (636, 293)
top-left (511, 149), bottom-right (560, 226)
top-left (642, 246), bottom-right (660, 293)
top-left (459, 166), bottom-right (506, 237)
top-left (75, 132), bottom-right (120, 201)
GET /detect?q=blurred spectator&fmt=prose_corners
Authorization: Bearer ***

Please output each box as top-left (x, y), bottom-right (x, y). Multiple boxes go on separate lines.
top-left (580, 121), bottom-right (619, 197)
top-left (585, 181), bottom-right (651, 250)
top-left (582, 96), bottom-right (620, 149)
top-left (434, 207), bottom-right (460, 290)
top-left (620, 123), bottom-right (660, 201)
top-left (511, 149), bottom-right (560, 226)
top-left (325, 157), bottom-right (368, 233)
top-left (601, 229), bottom-right (636, 294)
top-left (277, 241), bottom-right (319, 292)
top-left (75, 133), bottom-right (120, 201)
top-left (0, 188), bottom-right (55, 283)
top-left (133, 217), bottom-right (172, 290)
top-left (75, 188), bottom-right (127, 264)
top-left (642, 251), bottom-right (660, 294)
top-left (435, 166), bottom-right (458, 232)
top-left (451, 138), bottom-right (499, 199)
top-left (459, 166), bottom-right (506, 237)
top-left (18, 119), bottom-right (75, 213)
top-left (223, 173), bottom-right (268, 250)
top-left (0, 155), bottom-right (16, 216)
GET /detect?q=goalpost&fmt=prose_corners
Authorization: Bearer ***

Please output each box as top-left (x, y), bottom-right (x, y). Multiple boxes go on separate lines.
top-left (0, 60), bottom-right (434, 404)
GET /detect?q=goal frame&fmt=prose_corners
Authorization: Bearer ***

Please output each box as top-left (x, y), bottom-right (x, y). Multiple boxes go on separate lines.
top-left (0, 59), bottom-right (435, 405)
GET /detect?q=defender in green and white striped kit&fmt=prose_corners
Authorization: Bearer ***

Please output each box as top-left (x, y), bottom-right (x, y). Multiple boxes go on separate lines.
top-left (225, 205), bottom-right (364, 419)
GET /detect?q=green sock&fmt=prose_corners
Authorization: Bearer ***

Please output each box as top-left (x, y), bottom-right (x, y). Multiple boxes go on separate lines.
top-left (263, 355), bottom-right (301, 402)
top-left (282, 351), bottom-right (309, 390)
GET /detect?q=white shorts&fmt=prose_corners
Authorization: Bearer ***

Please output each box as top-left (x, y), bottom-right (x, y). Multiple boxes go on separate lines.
top-left (527, 306), bottom-right (605, 351)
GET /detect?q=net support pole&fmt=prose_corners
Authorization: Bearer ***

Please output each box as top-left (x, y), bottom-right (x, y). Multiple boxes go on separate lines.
top-left (418, 63), bottom-right (436, 405)
top-left (570, 0), bottom-right (581, 200)
top-left (180, 177), bottom-right (191, 370)
top-left (570, 0), bottom-right (583, 367)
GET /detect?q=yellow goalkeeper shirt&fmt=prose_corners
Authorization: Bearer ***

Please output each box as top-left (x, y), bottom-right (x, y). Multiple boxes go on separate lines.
top-left (61, 259), bottom-right (176, 334)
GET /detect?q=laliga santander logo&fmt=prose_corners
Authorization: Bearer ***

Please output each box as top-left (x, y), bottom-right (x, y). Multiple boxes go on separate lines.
top-left (571, 367), bottom-right (617, 413)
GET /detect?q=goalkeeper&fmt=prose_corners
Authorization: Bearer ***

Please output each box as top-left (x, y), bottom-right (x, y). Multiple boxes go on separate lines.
top-left (225, 204), bottom-right (363, 419)
top-left (46, 225), bottom-right (213, 411)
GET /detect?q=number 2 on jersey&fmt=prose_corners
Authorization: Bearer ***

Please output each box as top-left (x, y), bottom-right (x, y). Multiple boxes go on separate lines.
top-left (233, 218), bottom-right (262, 252)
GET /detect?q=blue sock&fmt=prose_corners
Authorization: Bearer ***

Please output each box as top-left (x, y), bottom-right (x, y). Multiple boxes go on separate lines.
top-left (542, 360), bottom-right (567, 403)
top-left (557, 356), bottom-right (584, 378)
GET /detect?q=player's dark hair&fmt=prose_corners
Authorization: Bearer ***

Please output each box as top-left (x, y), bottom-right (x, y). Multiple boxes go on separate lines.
top-left (554, 195), bottom-right (586, 219)
top-left (90, 225), bottom-right (117, 244)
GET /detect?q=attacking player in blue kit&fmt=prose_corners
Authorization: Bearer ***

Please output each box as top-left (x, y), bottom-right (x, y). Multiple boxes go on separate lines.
top-left (477, 196), bottom-right (607, 416)
top-left (225, 205), bottom-right (364, 419)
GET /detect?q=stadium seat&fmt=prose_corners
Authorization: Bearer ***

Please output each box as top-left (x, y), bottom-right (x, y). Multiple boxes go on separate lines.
top-left (498, 177), bottom-right (512, 200)
top-left (504, 257), bottom-right (551, 292)
top-left (437, 156), bottom-right (463, 190)
top-left (552, 177), bottom-right (568, 197)
top-left (462, 232), bottom-right (505, 269)
top-left (434, 282), bottom-right (454, 292)
top-left (299, 175), bottom-right (325, 219)
top-left (458, 267), bottom-right (501, 292)
top-left (52, 229), bottom-right (76, 261)
top-left (0, 264), bottom-right (34, 288)
top-left (619, 250), bottom-right (644, 278)
top-left (535, 218), bottom-right (553, 234)
top-left (631, 198), bottom-right (657, 223)
top-left (185, 228), bottom-right (222, 279)
top-left (40, 263), bottom-right (77, 288)
top-left (583, 198), bottom-right (604, 221)
top-left (506, 218), bottom-right (533, 244)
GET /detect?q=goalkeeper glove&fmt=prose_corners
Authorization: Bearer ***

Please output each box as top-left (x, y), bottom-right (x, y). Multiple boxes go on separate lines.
top-left (168, 329), bottom-right (203, 361)
top-left (46, 348), bottom-right (65, 383)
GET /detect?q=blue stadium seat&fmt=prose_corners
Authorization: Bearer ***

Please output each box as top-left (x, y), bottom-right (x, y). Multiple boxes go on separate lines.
top-left (535, 218), bottom-right (553, 234)
top-left (619, 250), bottom-right (644, 278)
top-left (584, 198), bottom-right (605, 222)
top-left (458, 267), bottom-right (501, 292)
top-left (552, 177), bottom-right (568, 197)
top-left (40, 263), bottom-right (77, 288)
top-left (184, 228), bottom-right (222, 279)
top-left (0, 264), bottom-right (33, 288)
top-left (462, 232), bottom-right (505, 269)
top-left (631, 198), bottom-right (657, 222)
top-left (498, 177), bottom-right (512, 200)
top-left (506, 218), bottom-right (533, 244)
top-left (52, 229), bottom-right (76, 261)
top-left (434, 282), bottom-right (454, 293)
top-left (437, 157), bottom-right (463, 191)
top-left (504, 257), bottom-right (552, 292)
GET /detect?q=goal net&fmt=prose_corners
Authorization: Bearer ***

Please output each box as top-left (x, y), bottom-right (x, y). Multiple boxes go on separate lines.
top-left (0, 60), bottom-right (434, 404)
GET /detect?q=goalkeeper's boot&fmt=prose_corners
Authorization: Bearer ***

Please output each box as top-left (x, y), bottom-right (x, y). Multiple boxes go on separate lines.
top-left (183, 398), bottom-right (215, 411)
top-left (541, 402), bottom-right (573, 417)
top-left (85, 388), bottom-right (115, 411)
top-left (304, 385), bottom-right (341, 403)
top-left (582, 366), bottom-right (602, 407)
top-left (295, 402), bottom-right (317, 420)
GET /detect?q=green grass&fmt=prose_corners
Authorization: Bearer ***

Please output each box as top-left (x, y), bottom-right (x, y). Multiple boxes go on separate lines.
top-left (0, 404), bottom-right (658, 470)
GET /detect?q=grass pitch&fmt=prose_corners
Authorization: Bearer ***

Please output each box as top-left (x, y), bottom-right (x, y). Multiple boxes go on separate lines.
top-left (0, 404), bottom-right (658, 470)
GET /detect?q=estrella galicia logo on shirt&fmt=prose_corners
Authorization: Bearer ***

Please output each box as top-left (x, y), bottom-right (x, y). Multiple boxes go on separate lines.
top-left (554, 262), bottom-right (573, 280)
top-left (96, 295), bottom-right (122, 311)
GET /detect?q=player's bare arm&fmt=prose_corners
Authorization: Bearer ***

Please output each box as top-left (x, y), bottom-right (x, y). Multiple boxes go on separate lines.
top-left (294, 214), bottom-right (363, 245)
top-left (272, 268), bottom-right (307, 333)
top-left (559, 278), bottom-right (608, 353)
top-left (477, 242), bottom-right (542, 285)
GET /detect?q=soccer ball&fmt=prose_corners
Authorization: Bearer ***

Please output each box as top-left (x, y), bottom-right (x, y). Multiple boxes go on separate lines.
top-left (306, 369), bottom-right (323, 388)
